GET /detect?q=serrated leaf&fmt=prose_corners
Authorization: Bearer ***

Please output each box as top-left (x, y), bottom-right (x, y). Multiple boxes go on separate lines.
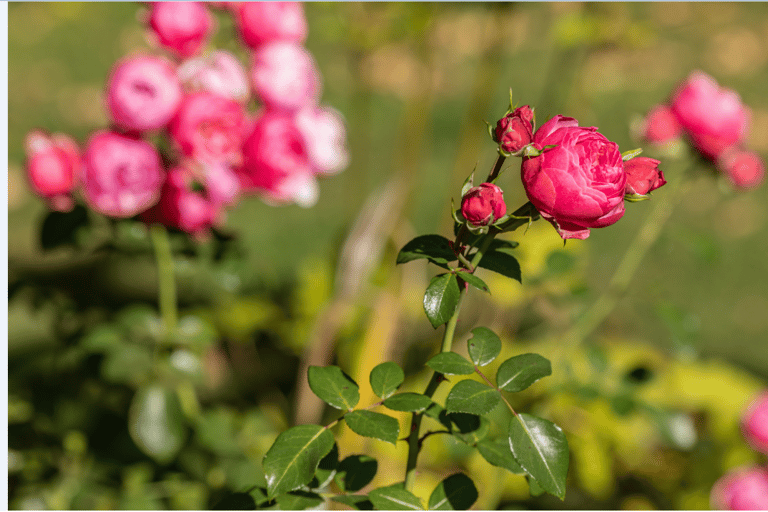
top-left (477, 439), bottom-right (525, 474)
top-left (370, 362), bottom-right (404, 400)
top-left (448, 413), bottom-right (489, 445)
top-left (344, 411), bottom-right (399, 445)
top-left (423, 274), bottom-right (461, 329)
top-left (428, 473), bottom-right (478, 510)
top-left (368, 485), bottom-right (424, 510)
top-left (275, 490), bottom-right (323, 510)
top-left (467, 327), bottom-right (502, 367)
top-left (496, 354), bottom-right (552, 392)
top-left (384, 393), bottom-right (434, 413)
top-left (508, 414), bottom-right (569, 500)
top-left (263, 424), bottom-right (335, 498)
top-left (332, 494), bottom-right (374, 510)
top-left (335, 455), bottom-right (378, 492)
top-left (455, 272), bottom-right (489, 293)
top-left (426, 352), bottom-right (475, 375)
top-left (445, 380), bottom-right (500, 415)
top-left (477, 249), bottom-right (522, 283)
top-left (397, 235), bottom-right (457, 269)
top-left (308, 366), bottom-right (360, 410)
top-left (128, 385), bottom-right (186, 465)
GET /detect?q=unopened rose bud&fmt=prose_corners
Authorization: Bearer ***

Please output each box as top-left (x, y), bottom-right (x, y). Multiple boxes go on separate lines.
top-left (178, 50), bottom-right (250, 103)
top-left (494, 105), bottom-right (533, 154)
top-left (147, 1), bottom-right (214, 58)
top-left (461, 183), bottom-right (506, 227)
top-left (250, 41), bottom-right (321, 112)
top-left (234, 2), bottom-right (307, 49)
top-left (718, 148), bottom-right (765, 190)
top-left (641, 104), bottom-right (682, 145)
top-left (624, 157), bottom-right (666, 197)
top-left (710, 466), bottom-right (768, 510)
top-left (742, 391), bottom-right (768, 455)
top-left (106, 55), bottom-right (183, 133)
top-left (24, 131), bottom-right (80, 211)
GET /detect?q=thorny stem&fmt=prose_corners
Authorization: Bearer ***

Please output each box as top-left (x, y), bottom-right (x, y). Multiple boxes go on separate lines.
top-left (150, 224), bottom-right (178, 342)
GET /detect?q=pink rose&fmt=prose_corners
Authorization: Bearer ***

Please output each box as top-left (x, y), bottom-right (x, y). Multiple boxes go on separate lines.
top-left (670, 71), bottom-right (750, 160)
top-left (742, 391), bottom-right (768, 454)
top-left (718, 148), bottom-right (765, 190)
top-left (147, 1), bottom-right (214, 58)
top-left (461, 183), bottom-right (506, 227)
top-left (294, 106), bottom-right (349, 175)
top-left (201, 161), bottom-right (241, 207)
top-left (495, 105), bottom-right (534, 154)
top-left (169, 91), bottom-right (248, 165)
top-left (178, 50), bottom-right (250, 103)
top-left (82, 131), bottom-right (164, 218)
top-left (106, 55), bottom-right (183, 133)
top-left (624, 157), bottom-right (666, 197)
top-left (250, 41), bottom-right (321, 112)
top-left (235, 2), bottom-right (307, 49)
top-left (24, 131), bottom-right (80, 211)
top-left (711, 466), bottom-right (768, 510)
top-left (142, 166), bottom-right (218, 235)
top-left (521, 115), bottom-right (626, 240)
top-left (641, 104), bottom-right (682, 145)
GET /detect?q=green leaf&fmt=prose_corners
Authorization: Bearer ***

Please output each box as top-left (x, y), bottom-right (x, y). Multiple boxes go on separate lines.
top-left (263, 424), bottom-right (335, 498)
top-left (455, 272), bottom-right (489, 293)
top-left (496, 354), bottom-right (552, 392)
top-left (489, 239), bottom-right (519, 251)
top-left (508, 414), bottom-right (569, 500)
top-left (384, 393), bottom-right (434, 413)
top-left (275, 490), bottom-right (324, 510)
top-left (332, 495), bottom-right (374, 510)
top-left (448, 413), bottom-right (489, 446)
top-left (461, 172), bottom-right (475, 197)
top-left (308, 366), bottom-right (360, 410)
top-left (397, 235), bottom-right (457, 269)
top-left (477, 439), bottom-right (525, 474)
top-left (370, 362), bottom-right (404, 400)
top-left (344, 411), bottom-right (400, 445)
top-left (40, 204), bottom-right (89, 251)
top-left (528, 477), bottom-right (545, 497)
top-left (424, 403), bottom-right (452, 430)
top-left (426, 352), bottom-right (475, 375)
top-left (309, 443), bottom-right (338, 490)
top-left (467, 327), bottom-right (502, 367)
top-left (428, 473), bottom-right (478, 510)
top-left (368, 485), bottom-right (424, 510)
top-left (423, 274), bottom-right (461, 329)
top-left (128, 385), bottom-right (186, 465)
top-left (477, 249), bottom-right (522, 283)
top-left (335, 455), bottom-right (378, 492)
top-left (445, 380), bottom-right (500, 415)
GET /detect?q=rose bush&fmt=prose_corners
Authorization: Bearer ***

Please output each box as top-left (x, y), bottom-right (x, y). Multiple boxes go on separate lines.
top-left (24, 131), bottom-right (80, 212)
top-left (147, 1), bottom-right (214, 58)
top-left (250, 41), bottom-right (321, 112)
top-left (177, 50), bottom-right (250, 103)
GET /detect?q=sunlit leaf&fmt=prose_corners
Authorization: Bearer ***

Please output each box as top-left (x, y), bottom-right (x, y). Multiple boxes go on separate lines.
top-left (496, 354), bottom-right (552, 392)
top-left (508, 414), bottom-right (569, 500)
top-left (344, 411), bottom-right (399, 445)
top-left (467, 327), bottom-right (502, 367)
top-left (262, 424), bottom-right (335, 498)
top-left (368, 485), bottom-right (424, 510)
top-left (423, 274), bottom-right (461, 329)
top-left (370, 362), bottom-right (405, 400)
top-left (426, 352), bottom-right (475, 375)
top-left (445, 380), bottom-right (500, 415)
top-left (308, 365), bottom-right (360, 410)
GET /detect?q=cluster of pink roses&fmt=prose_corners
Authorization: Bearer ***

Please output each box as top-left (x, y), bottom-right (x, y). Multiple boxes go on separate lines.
top-left (24, 2), bottom-right (348, 236)
top-left (710, 392), bottom-right (768, 510)
top-left (641, 71), bottom-right (765, 190)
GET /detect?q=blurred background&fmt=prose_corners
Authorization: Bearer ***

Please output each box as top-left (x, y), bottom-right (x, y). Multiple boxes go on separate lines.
top-left (8, 2), bottom-right (768, 510)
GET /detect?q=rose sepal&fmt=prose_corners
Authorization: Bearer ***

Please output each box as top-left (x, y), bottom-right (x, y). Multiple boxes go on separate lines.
top-left (621, 148), bottom-right (643, 161)
top-left (461, 171), bottom-right (475, 197)
top-left (624, 192), bottom-right (651, 202)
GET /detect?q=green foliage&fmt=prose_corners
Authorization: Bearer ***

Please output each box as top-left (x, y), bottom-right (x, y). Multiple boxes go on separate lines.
top-left (467, 327), bottom-right (502, 367)
top-left (262, 424), bottom-right (335, 498)
top-left (477, 439), bottom-right (525, 474)
top-left (454, 271), bottom-right (489, 293)
top-left (396, 235), bottom-right (457, 269)
top-left (508, 413), bottom-right (569, 500)
top-left (335, 455), bottom-right (378, 493)
top-left (307, 365), bottom-right (360, 410)
top-left (369, 362), bottom-right (405, 400)
top-left (423, 274), bottom-right (461, 328)
top-left (368, 485), bottom-right (424, 510)
top-left (383, 392), bottom-right (434, 413)
top-left (344, 411), bottom-right (400, 445)
top-left (425, 352), bottom-right (475, 375)
top-left (445, 380), bottom-right (500, 415)
top-left (40, 205), bottom-right (89, 251)
top-left (128, 385), bottom-right (186, 465)
top-left (428, 473), bottom-right (478, 510)
top-left (475, 247), bottom-right (522, 283)
top-left (496, 353), bottom-right (553, 392)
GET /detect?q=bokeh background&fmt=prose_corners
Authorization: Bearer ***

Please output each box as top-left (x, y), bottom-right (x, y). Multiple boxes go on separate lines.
top-left (8, 2), bottom-right (768, 510)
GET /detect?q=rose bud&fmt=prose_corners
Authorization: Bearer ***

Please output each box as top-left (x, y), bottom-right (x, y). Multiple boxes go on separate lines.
top-left (24, 131), bottom-right (80, 211)
top-left (522, 115), bottom-right (626, 240)
top-left (742, 391), bottom-right (768, 454)
top-left (106, 55), bottom-right (183, 133)
top-left (718, 148), bottom-right (765, 190)
top-left (670, 71), bottom-right (750, 160)
top-left (250, 41), bottom-right (321, 112)
top-left (640, 104), bottom-right (682, 145)
top-left (461, 183), bottom-right (506, 227)
top-left (178, 50), bottom-right (250, 103)
top-left (624, 157), bottom-right (666, 197)
top-left (147, 1), bottom-right (214, 59)
top-left (81, 131), bottom-right (164, 218)
top-left (234, 2), bottom-right (307, 49)
top-left (142, 166), bottom-right (218, 235)
top-left (168, 91), bottom-right (248, 166)
top-left (494, 105), bottom-right (534, 154)
top-left (294, 106), bottom-right (349, 175)
top-left (710, 466), bottom-right (768, 510)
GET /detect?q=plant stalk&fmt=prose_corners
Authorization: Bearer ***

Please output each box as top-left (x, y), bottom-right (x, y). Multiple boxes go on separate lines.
top-left (150, 224), bottom-right (178, 342)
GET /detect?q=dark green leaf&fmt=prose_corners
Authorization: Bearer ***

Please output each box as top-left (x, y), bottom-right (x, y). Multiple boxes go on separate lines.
top-left (423, 274), bottom-right (461, 329)
top-left (426, 352), bottom-right (475, 375)
top-left (309, 443), bottom-right (338, 490)
top-left (308, 366), bottom-right (360, 410)
top-left (496, 354), bottom-right (552, 392)
top-left (445, 380), bottom-right (500, 415)
top-left (332, 495), bottom-right (374, 510)
top-left (275, 490), bottom-right (323, 510)
top-left (396, 235), bottom-right (457, 269)
top-left (424, 403), bottom-right (452, 430)
top-left (448, 413), bottom-right (489, 445)
top-left (344, 411), bottom-right (399, 445)
top-left (370, 362), bottom-right (404, 400)
top-left (80, 324), bottom-right (123, 352)
top-left (40, 204), bottom-right (89, 251)
top-left (335, 455), bottom-right (378, 492)
top-left (455, 272), bottom-right (489, 293)
top-left (508, 414), bottom-right (569, 500)
top-left (477, 439), bottom-right (525, 474)
top-left (263, 424), bottom-right (335, 498)
top-left (428, 473), bottom-right (478, 510)
top-left (489, 239), bottom-right (519, 251)
top-left (368, 485), bottom-right (424, 510)
top-left (212, 492), bottom-right (256, 510)
top-left (467, 327), bottom-right (502, 367)
top-left (477, 249), bottom-right (522, 283)
top-left (384, 393), bottom-right (434, 413)
top-left (128, 385), bottom-right (186, 465)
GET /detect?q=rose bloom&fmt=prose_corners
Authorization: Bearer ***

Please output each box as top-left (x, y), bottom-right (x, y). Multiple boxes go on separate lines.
top-left (710, 466), bottom-right (768, 510)
top-left (624, 157), bottom-right (666, 196)
top-left (250, 41), bottom-right (321, 112)
top-left (235, 2), bottom-right (307, 49)
top-left (81, 131), bottom-right (164, 218)
top-left (641, 104), bottom-right (681, 145)
top-left (294, 106), bottom-right (349, 175)
top-left (461, 183), bottom-right (506, 227)
top-left (147, 1), bottom-right (214, 58)
top-left (106, 55), bottom-right (183, 133)
top-left (169, 91), bottom-right (248, 165)
top-left (742, 391), bottom-right (768, 455)
top-left (24, 130), bottom-right (80, 211)
top-left (142, 166), bottom-right (218, 235)
top-left (495, 105), bottom-right (534, 154)
top-left (177, 50), bottom-right (250, 103)
top-left (670, 71), bottom-right (750, 160)
top-left (201, 161), bottom-right (241, 208)
top-left (521, 115), bottom-right (626, 240)
top-left (718, 148), bottom-right (765, 190)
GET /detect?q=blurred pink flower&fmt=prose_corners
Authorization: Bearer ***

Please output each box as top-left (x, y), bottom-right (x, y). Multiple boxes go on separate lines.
top-left (294, 106), bottom-right (349, 175)
top-left (234, 2), bottom-right (307, 49)
top-left (24, 130), bottom-right (80, 211)
top-left (178, 50), bottom-right (250, 103)
top-left (250, 41), bottom-right (321, 112)
top-left (742, 391), bottom-right (768, 454)
top-left (640, 104), bottom-right (682, 145)
top-left (718, 148), bottom-right (766, 190)
top-left (142, 166), bottom-right (218, 235)
top-left (147, 1), bottom-right (214, 58)
top-left (711, 465), bottom-right (768, 510)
